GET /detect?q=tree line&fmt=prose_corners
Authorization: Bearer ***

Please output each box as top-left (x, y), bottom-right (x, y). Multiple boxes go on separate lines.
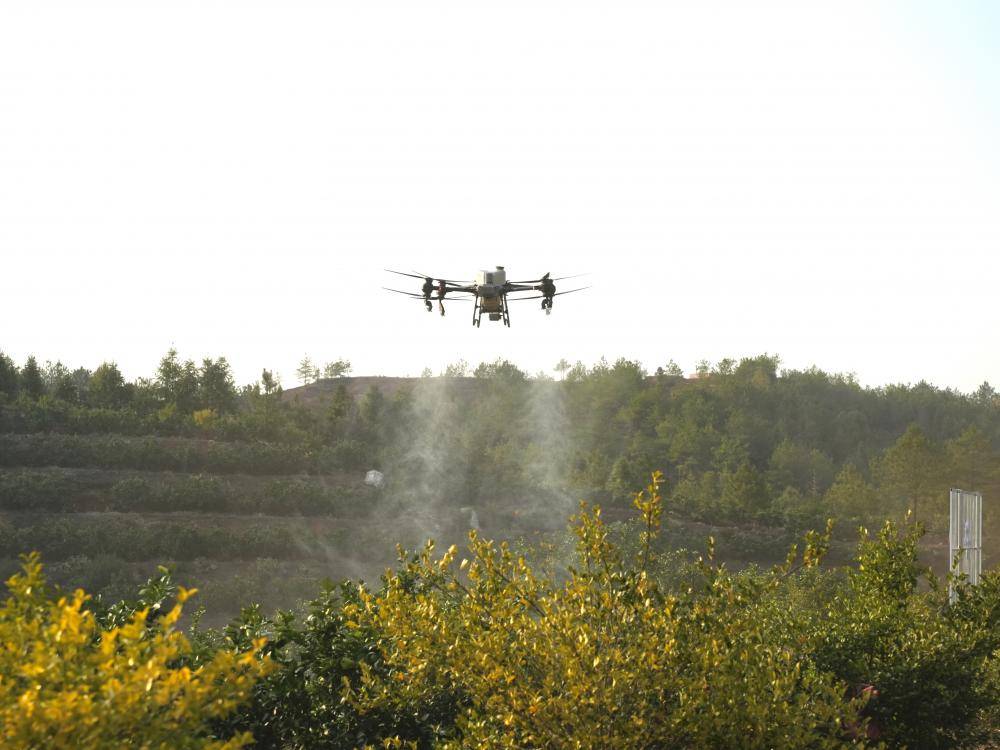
top-left (2, 349), bottom-right (998, 533)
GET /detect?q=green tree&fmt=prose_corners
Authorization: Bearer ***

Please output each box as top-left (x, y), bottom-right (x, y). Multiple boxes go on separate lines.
top-left (872, 425), bottom-right (944, 526)
top-left (768, 440), bottom-right (836, 496)
top-left (130, 377), bottom-right (160, 414)
top-left (721, 460), bottom-right (770, 520)
top-left (156, 348), bottom-right (184, 400)
top-left (772, 485), bottom-right (825, 531)
top-left (322, 359), bottom-right (352, 378)
top-left (177, 360), bottom-right (201, 413)
top-left (945, 425), bottom-right (995, 494)
top-left (156, 349), bottom-right (199, 413)
top-left (735, 353), bottom-right (781, 385)
top-left (43, 360), bottom-right (78, 402)
top-left (657, 390), bottom-right (723, 472)
top-left (88, 362), bottom-right (130, 409)
top-left (662, 359), bottom-right (683, 377)
top-left (69, 367), bottom-right (92, 402)
top-left (325, 381), bottom-right (352, 438)
top-left (714, 357), bottom-right (736, 375)
top-left (0, 352), bottom-right (19, 398)
top-left (20, 355), bottom-right (45, 400)
top-left (474, 358), bottom-right (527, 382)
top-left (357, 386), bottom-right (386, 444)
top-left (713, 434), bottom-right (751, 472)
top-left (974, 381), bottom-right (997, 407)
top-left (671, 469), bottom-right (722, 519)
top-left (260, 369), bottom-right (281, 396)
top-left (296, 356), bottom-right (316, 386)
top-left (564, 360), bottom-right (588, 382)
top-left (824, 464), bottom-right (879, 526)
top-left (606, 441), bottom-right (661, 504)
top-left (553, 358), bottom-right (571, 379)
top-left (199, 357), bottom-right (238, 415)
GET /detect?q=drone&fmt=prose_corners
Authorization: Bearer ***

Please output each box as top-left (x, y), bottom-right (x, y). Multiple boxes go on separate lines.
top-left (384, 267), bottom-right (588, 327)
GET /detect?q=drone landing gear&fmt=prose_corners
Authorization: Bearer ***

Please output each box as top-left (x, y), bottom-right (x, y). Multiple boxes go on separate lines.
top-left (471, 294), bottom-right (511, 328)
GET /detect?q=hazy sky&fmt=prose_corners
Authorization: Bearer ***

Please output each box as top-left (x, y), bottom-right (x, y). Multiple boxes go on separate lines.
top-left (2, 1), bottom-right (998, 391)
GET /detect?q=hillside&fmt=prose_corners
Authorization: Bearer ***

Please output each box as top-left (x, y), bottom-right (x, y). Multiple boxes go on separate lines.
top-left (1, 352), bottom-right (998, 624)
top-left (281, 375), bottom-right (428, 406)
top-left (0, 427), bottom-right (566, 624)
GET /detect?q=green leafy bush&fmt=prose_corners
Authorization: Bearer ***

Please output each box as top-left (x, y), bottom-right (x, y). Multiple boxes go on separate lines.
top-left (0, 433), bottom-right (364, 475)
top-left (206, 477), bottom-right (1000, 749)
top-left (0, 468), bottom-right (371, 516)
top-left (0, 516), bottom-right (303, 562)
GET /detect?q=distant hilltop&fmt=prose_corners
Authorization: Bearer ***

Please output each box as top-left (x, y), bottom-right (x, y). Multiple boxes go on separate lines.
top-left (282, 371), bottom-right (714, 408)
top-left (281, 376), bottom-right (478, 407)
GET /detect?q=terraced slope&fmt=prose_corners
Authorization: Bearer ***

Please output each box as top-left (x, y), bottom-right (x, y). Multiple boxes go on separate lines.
top-left (0, 426), bottom-right (564, 624)
top-left (5, 369), bottom-right (983, 624)
top-left (0, 430), bottom-right (397, 622)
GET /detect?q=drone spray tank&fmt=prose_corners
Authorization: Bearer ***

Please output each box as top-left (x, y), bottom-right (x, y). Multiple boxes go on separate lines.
top-left (474, 266), bottom-right (508, 322)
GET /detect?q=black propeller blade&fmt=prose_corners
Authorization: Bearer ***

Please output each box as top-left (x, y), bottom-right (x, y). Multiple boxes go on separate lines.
top-left (383, 287), bottom-right (471, 301)
top-left (411, 270), bottom-right (473, 284)
top-left (506, 286), bottom-right (591, 301)
top-left (385, 269), bottom-right (429, 281)
top-left (508, 273), bottom-right (589, 284)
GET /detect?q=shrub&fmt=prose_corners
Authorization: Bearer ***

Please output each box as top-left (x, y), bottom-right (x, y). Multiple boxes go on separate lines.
top-left (0, 517), bottom-right (313, 563)
top-left (0, 467), bottom-right (371, 517)
top-left (342, 476), bottom-right (857, 748)
top-left (311, 476), bottom-right (1000, 748)
top-left (215, 583), bottom-right (451, 749)
top-left (0, 554), bottom-right (273, 749)
top-left (807, 522), bottom-right (1000, 748)
top-left (0, 470), bottom-right (77, 511)
top-left (0, 433), bottom-right (365, 476)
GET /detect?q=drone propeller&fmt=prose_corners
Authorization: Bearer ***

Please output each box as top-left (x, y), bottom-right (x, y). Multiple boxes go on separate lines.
top-left (506, 286), bottom-right (591, 301)
top-left (382, 287), bottom-right (423, 298)
top-left (385, 269), bottom-right (429, 281)
top-left (411, 270), bottom-right (473, 284)
top-left (383, 287), bottom-right (472, 301)
top-left (508, 273), bottom-right (589, 284)
top-left (385, 270), bottom-right (473, 288)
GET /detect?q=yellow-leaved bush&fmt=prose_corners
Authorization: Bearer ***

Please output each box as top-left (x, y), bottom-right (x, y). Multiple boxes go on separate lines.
top-left (343, 473), bottom-right (867, 749)
top-left (0, 553), bottom-right (274, 749)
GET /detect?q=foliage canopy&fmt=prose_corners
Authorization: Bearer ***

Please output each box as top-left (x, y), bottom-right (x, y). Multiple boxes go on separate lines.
top-left (0, 554), bottom-right (273, 749)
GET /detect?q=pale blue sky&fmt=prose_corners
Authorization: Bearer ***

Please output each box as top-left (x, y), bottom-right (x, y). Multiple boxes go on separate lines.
top-left (1, 1), bottom-right (997, 391)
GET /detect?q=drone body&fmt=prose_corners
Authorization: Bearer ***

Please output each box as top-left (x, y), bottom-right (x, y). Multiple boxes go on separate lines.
top-left (472, 266), bottom-right (510, 325)
top-left (384, 266), bottom-right (587, 327)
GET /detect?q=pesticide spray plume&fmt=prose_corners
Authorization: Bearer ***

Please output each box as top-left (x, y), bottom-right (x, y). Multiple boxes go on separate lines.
top-left (282, 364), bottom-right (604, 599)
top-left (368, 369), bottom-right (581, 569)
